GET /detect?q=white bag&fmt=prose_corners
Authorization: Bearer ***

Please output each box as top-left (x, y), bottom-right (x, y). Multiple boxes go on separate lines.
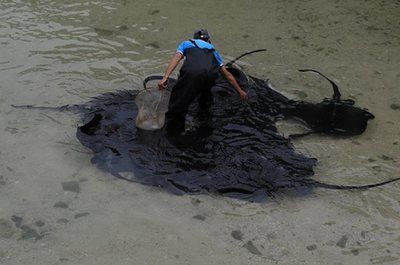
top-left (135, 87), bottom-right (171, 130)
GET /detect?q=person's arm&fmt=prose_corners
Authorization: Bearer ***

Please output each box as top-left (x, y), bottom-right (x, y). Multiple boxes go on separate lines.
top-left (219, 66), bottom-right (248, 100)
top-left (158, 52), bottom-right (184, 89)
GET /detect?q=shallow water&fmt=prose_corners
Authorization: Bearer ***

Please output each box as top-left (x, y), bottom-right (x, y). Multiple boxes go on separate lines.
top-left (1, 0), bottom-right (400, 264)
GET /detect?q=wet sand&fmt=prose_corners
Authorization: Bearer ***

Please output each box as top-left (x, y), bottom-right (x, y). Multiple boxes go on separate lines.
top-left (1, 0), bottom-right (399, 264)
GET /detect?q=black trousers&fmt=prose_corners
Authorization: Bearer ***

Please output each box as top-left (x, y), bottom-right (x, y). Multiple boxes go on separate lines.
top-left (165, 70), bottom-right (218, 134)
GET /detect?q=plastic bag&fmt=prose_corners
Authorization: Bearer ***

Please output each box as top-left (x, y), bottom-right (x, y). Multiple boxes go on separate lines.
top-left (135, 87), bottom-right (171, 130)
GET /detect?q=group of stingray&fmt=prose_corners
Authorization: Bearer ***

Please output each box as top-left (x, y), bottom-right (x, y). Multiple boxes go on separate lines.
top-left (13, 49), bottom-right (400, 201)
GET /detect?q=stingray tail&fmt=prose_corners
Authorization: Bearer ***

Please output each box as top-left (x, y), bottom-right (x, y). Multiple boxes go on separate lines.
top-left (226, 49), bottom-right (267, 67)
top-left (299, 69), bottom-right (341, 100)
top-left (11, 104), bottom-right (86, 113)
top-left (309, 177), bottom-right (400, 190)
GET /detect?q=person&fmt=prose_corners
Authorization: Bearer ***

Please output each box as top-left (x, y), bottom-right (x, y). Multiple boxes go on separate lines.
top-left (158, 29), bottom-right (248, 134)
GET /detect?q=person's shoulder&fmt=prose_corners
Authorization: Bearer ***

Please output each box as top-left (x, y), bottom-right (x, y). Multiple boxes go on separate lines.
top-left (177, 40), bottom-right (191, 48)
top-left (180, 40), bottom-right (192, 45)
top-left (197, 39), bottom-right (213, 47)
top-left (177, 40), bottom-right (193, 53)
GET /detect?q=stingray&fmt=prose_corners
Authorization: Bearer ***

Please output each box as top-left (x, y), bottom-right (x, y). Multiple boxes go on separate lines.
top-left (280, 69), bottom-right (375, 138)
top-left (12, 51), bottom-right (400, 202)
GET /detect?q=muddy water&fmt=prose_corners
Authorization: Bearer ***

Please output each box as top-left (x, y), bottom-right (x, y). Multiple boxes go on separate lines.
top-left (1, 0), bottom-right (399, 264)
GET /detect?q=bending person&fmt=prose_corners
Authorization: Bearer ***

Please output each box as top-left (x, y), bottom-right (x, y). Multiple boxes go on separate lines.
top-left (158, 29), bottom-right (247, 134)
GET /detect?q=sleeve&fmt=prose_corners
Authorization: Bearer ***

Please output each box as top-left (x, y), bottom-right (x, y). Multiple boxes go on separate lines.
top-left (213, 50), bottom-right (224, 66)
top-left (177, 41), bottom-right (189, 56)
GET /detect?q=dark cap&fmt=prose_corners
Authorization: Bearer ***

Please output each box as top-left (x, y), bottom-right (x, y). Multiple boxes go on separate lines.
top-left (193, 29), bottom-right (210, 41)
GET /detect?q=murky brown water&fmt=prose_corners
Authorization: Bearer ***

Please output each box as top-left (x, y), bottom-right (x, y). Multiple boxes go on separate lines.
top-left (1, 0), bottom-right (399, 264)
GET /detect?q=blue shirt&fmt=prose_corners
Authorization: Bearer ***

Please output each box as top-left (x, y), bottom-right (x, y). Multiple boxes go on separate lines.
top-left (177, 39), bottom-right (224, 66)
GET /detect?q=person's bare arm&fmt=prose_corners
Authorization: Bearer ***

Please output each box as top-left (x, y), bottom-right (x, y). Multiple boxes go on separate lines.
top-left (219, 66), bottom-right (248, 100)
top-left (158, 52), bottom-right (184, 89)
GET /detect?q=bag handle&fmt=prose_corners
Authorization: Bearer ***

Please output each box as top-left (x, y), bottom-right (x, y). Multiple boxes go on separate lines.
top-left (143, 75), bottom-right (176, 90)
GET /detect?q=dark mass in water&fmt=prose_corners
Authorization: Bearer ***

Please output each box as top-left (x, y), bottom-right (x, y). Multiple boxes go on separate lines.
top-left (76, 71), bottom-right (316, 201)
top-left (281, 69), bottom-right (375, 138)
top-left (13, 53), bottom-right (399, 201)
top-left (74, 64), bottom-right (398, 201)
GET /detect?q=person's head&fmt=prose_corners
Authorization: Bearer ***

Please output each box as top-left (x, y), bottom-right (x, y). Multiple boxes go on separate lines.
top-left (193, 29), bottom-right (210, 43)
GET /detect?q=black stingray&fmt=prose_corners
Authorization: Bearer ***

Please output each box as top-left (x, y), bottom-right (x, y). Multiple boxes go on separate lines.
top-left (281, 69), bottom-right (375, 137)
top-left (75, 83), bottom-right (316, 201)
top-left (75, 65), bottom-right (400, 200)
top-left (12, 52), bottom-right (399, 202)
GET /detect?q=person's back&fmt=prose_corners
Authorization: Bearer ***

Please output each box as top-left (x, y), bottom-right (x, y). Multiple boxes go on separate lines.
top-left (158, 29), bottom-right (248, 134)
top-left (178, 38), bottom-right (221, 75)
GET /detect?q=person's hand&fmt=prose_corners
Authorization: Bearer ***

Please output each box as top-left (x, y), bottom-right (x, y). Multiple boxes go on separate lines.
top-left (238, 89), bottom-right (248, 100)
top-left (158, 77), bottom-right (168, 90)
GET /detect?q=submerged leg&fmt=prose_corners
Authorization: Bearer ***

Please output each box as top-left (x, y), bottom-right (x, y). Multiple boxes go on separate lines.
top-left (197, 72), bottom-right (218, 120)
top-left (165, 73), bottom-right (201, 134)
top-left (196, 86), bottom-right (213, 122)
